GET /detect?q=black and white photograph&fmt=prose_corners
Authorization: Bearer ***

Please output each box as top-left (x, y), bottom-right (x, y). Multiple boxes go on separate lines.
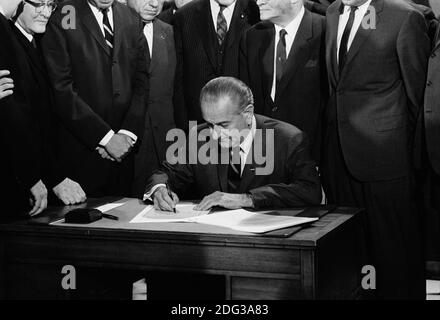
top-left (1, 0), bottom-right (440, 307)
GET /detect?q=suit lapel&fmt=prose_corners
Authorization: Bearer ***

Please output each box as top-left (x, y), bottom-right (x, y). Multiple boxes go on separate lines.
top-left (339, 0), bottom-right (383, 80)
top-left (259, 23), bottom-right (275, 103)
top-left (326, 0), bottom-right (341, 86)
top-left (81, 1), bottom-right (111, 57)
top-left (196, 0), bottom-right (218, 70)
top-left (224, 0), bottom-right (248, 50)
top-left (112, 3), bottom-right (123, 59)
top-left (275, 10), bottom-right (313, 100)
top-left (433, 23), bottom-right (440, 52)
top-left (150, 20), bottom-right (169, 74)
top-left (239, 117), bottom-right (265, 193)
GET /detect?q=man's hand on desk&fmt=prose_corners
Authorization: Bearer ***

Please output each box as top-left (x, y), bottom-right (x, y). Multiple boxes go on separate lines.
top-left (104, 133), bottom-right (134, 162)
top-left (53, 178), bottom-right (87, 205)
top-left (29, 180), bottom-right (48, 217)
top-left (194, 192), bottom-right (254, 211)
top-left (152, 186), bottom-right (179, 212)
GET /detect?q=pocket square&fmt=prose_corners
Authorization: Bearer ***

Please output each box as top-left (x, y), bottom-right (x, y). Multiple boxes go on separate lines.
top-left (305, 60), bottom-right (318, 68)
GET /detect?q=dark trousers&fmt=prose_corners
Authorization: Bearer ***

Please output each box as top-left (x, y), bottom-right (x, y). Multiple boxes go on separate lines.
top-left (321, 125), bottom-right (425, 300)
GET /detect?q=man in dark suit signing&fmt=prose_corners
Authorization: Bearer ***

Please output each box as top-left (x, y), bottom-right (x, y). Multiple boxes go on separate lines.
top-left (127, 0), bottom-right (178, 198)
top-left (173, 0), bottom-right (260, 131)
top-left (322, 0), bottom-right (430, 299)
top-left (145, 77), bottom-right (321, 212)
top-left (240, 0), bottom-right (326, 161)
top-left (41, 0), bottom-right (149, 197)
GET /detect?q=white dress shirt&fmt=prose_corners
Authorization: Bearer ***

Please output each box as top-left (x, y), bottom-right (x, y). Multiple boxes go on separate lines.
top-left (143, 22), bottom-right (154, 58)
top-left (143, 115), bottom-right (257, 201)
top-left (88, 2), bottom-right (114, 38)
top-left (87, 3), bottom-right (138, 146)
top-left (210, 0), bottom-right (236, 32)
top-left (15, 22), bottom-right (33, 43)
top-left (271, 5), bottom-right (305, 101)
top-left (0, 5), bottom-right (5, 17)
top-left (336, 0), bottom-right (372, 64)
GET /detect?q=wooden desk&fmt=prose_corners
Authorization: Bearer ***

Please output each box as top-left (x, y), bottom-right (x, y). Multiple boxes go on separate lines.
top-left (0, 199), bottom-right (364, 300)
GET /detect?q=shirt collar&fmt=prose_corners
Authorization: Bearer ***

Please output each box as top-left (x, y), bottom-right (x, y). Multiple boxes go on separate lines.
top-left (274, 5), bottom-right (305, 36)
top-left (15, 22), bottom-right (34, 43)
top-left (0, 5), bottom-right (5, 17)
top-left (240, 115), bottom-right (257, 156)
top-left (88, 1), bottom-right (113, 15)
top-left (341, 0), bottom-right (372, 14)
top-left (209, 0), bottom-right (237, 14)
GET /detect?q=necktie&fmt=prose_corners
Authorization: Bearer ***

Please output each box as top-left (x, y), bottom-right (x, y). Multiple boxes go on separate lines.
top-left (276, 29), bottom-right (287, 91)
top-left (338, 6), bottom-right (358, 74)
top-left (217, 5), bottom-right (228, 46)
top-left (31, 38), bottom-right (37, 49)
top-left (102, 9), bottom-right (114, 52)
top-left (227, 148), bottom-right (242, 193)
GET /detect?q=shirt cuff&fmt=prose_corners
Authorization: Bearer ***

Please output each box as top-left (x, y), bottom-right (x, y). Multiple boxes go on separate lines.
top-left (98, 130), bottom-right (115, 148)
top-left (118, 130), bottom-right (137, 143)
top-left (143, 184), bottom-right (166, 201)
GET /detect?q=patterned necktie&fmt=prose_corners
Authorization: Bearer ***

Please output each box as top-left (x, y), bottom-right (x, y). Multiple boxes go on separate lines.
top-left (102, 8), bottom-right (114, 52)
top-left (338, 6), bottom-right (358, 74)
top-left (217, 4), bottom-right (228, 46)
top-left (276, 29), bottom-right (287, 90)
top-left (227, 148), bottom-right (242, 193)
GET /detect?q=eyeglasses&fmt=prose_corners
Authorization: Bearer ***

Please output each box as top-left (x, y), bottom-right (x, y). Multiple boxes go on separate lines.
top-left (24, 0), bottom-right (58, 14)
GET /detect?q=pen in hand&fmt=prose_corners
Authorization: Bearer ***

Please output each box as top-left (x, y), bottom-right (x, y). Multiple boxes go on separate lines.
top-left (165, 183), bottom-right (177, 213)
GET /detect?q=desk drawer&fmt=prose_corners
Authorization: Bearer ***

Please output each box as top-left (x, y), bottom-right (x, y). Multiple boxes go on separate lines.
top-left (231, 276), bottom-right (301, 300)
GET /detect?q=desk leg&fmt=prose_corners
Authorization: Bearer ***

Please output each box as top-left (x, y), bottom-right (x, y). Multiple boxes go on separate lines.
top-left (225, 275), bottom-right (232, 300)
top-left (0, 238), bottom-right (5, 299)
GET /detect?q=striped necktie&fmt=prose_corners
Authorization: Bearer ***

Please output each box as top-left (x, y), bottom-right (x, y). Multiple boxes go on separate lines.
top-left (217, 4), bottom-right (228, 46)
top-left (102, 8), bottom-right (114, 52)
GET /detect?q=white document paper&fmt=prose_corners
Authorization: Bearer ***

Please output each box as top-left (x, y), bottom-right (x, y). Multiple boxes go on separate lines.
top-left (129, 203), bottom-right (210, 223)
top-left (192, 209), bottom-right (318, 233)
top-left (95, 202), bottom-right (126, 213)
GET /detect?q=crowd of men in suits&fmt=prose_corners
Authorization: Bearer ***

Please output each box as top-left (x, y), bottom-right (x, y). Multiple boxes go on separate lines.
top-left (1, 0), bottom-right (440, 299)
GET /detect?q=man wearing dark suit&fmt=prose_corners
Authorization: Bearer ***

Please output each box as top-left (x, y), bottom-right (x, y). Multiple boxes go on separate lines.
top-left (173, 0), bottom-right (260, 131)
top-left (1, 0), bottom-right (88, 219)
top-left (41, 0), bottom-right (149, 197)
top-left (421, 21), bottom-right (440, 273)
top-left (240, 0), bottom-right (326, 161)
top-left (322, 0), bottom-right (430, 299)
top-left (0, 0), bottom-right (50, 217)
top-left (127, 0), bottom-right (178, 198)
top-left (145, 77), bottom-right (321, 212)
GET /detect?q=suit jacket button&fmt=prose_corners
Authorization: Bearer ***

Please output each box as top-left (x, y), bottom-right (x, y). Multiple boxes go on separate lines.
top-left (114, 92), bottom-right (120, 97)
top-left (427, 80), bottom-right (433, 87)
top-left (431, 53), bottom-right (437, 58)
top-left (272, 106), bottom-right (278, 112)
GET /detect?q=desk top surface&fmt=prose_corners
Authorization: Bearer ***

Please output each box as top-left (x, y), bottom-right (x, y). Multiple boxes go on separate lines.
top-left (0, 197), bottom-right (363, 248)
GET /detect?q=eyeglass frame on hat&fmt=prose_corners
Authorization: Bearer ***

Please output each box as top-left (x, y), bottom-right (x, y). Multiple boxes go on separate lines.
top-left (23, 0), bottom-right (58, 14)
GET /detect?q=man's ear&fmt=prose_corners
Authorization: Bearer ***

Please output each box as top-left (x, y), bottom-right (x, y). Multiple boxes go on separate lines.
top-left (243, 104), bottom-right (254, 125)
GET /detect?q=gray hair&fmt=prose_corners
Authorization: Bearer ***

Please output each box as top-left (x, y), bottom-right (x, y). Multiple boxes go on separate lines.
top-left (200, 77), bottom-right (254, 113)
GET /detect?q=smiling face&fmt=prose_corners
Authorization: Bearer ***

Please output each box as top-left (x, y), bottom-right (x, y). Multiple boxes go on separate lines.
top-left (127, 0), bottom-right (164, 22)
top-left (17, 1), bottom-right (54, 35)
